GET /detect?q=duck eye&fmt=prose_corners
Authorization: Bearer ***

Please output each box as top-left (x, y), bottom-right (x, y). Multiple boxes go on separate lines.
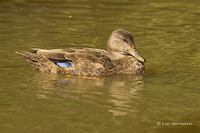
top-left (123, 39), bottom-right (128, 43)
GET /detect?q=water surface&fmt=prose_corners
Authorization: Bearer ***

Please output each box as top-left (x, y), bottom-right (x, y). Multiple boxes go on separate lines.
top-left (0, 0), bottom-right (200, 133)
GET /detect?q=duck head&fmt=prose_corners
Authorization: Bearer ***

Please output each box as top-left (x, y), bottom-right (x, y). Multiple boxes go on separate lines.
top-left (107, 29), bottom-right (146, 63)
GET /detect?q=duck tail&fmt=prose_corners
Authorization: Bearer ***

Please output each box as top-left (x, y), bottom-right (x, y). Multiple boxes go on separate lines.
top-left (16, 51), bottom-right (49, 62)
top-left (16, 51), bottom-right (58, 73)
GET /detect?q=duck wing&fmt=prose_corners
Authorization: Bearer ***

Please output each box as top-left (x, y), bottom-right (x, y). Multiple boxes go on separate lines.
top-left (33, 48), bottom-right (69, 62)
top-left (35, 47), bottom-right (109, 63)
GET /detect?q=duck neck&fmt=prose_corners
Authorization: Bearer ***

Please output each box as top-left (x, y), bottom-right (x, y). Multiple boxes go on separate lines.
top-left (108, 51), bottom-right (125, 60)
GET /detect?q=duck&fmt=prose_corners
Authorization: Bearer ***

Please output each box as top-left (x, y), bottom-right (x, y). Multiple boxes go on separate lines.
top-left (16, 29), bottom-right (146, 76)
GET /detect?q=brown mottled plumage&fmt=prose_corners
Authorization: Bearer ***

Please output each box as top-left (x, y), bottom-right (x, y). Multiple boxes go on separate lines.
top-left (16, 29), bottom-right (145, 76)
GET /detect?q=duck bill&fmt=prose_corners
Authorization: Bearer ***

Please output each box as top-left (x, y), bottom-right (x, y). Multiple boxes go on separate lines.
top-left (128, 48), bottom-right (146, 63)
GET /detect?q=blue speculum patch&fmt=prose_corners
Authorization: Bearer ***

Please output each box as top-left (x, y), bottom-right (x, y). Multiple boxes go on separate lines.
top-left (56, 62), bottom-right (72, 67)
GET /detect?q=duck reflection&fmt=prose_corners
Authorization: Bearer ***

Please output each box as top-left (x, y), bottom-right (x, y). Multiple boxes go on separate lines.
top-left (106, 75), bottom-right (143, 115)
top-left (29, 72), bottom-right (144, 116)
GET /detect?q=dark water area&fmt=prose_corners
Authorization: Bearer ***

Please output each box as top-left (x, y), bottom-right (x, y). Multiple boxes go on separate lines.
top-left (0, 0), bottom-right (200, 133)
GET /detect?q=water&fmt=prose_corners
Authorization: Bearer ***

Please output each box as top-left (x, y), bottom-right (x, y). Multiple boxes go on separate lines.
top-left (0, 0), bottom-right (200, 133)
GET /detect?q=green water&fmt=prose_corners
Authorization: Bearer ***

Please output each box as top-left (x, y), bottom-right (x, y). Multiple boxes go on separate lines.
top-left (0, 0), bottom-right (200, 133)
